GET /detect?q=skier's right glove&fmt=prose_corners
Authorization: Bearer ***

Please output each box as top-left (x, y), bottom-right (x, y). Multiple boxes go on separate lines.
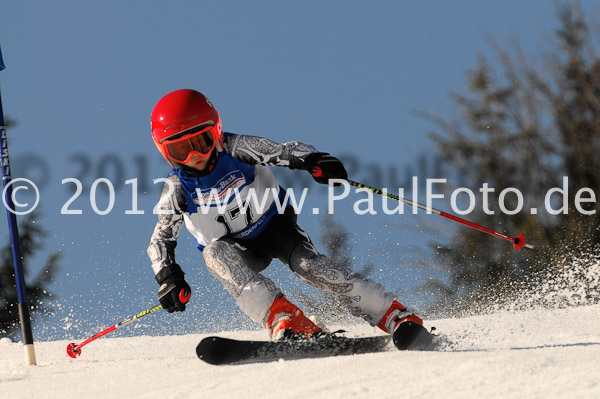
top-left (155, 263), bottom-right (191, 313)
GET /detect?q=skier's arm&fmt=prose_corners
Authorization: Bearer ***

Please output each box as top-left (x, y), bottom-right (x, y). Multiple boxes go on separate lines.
top-left (223, 134), bottom-right (348, 184)
top-left (147, 175), bottom-right (192, 313)
top-left (223, 134), bottom-right (318, 169)
top-left (147, 174), bottom-right (186, 275)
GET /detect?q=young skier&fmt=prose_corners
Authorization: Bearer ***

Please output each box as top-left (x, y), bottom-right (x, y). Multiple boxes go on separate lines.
top-left (148, 89), bottom-right (424, 340)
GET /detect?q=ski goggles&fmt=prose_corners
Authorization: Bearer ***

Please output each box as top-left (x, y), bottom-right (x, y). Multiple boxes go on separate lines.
top-left (161, 125), bottom-right (217, 164)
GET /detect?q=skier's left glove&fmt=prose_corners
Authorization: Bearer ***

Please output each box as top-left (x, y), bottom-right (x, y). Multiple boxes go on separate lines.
top-left (304, 152), bottom-right (348, 185)
top-left (155, 263), bottom-right (191, 313)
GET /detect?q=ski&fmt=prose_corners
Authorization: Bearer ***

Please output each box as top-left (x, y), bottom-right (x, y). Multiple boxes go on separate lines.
top-left (196, 323), bottom-right (436, 365)
top-left (392, 321), bottom-right (435, 351)
top-left (196, 333), bottom-right (390, 365)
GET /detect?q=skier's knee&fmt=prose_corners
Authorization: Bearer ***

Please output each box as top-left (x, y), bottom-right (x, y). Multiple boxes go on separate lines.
top-left (202, 240), bottom-right (230, 263)
top-left (289, 241), bottom-right (320, 267)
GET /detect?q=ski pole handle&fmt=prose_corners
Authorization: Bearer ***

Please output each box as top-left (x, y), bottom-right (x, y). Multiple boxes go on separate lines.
top-left (179, 288), bottom-right (191, 304)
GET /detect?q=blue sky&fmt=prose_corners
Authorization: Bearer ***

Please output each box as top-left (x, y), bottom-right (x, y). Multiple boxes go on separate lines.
top-left (1, 1), bottom-right (597, 339)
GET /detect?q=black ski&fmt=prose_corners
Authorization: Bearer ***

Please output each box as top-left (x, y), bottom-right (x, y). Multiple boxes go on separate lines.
top-left (392, 321), bottom-right (435, 351)
top-left (196, 333), bottom-right (391, 365)
top-left (197, 323), bottom-right (435, 365)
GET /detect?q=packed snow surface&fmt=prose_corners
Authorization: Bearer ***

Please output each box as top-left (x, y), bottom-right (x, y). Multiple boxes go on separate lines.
top-left (1, 304), bottom-right (599, 399)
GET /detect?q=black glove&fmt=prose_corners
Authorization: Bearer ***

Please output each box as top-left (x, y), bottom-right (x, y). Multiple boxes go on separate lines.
top-left (304, 152), bottom-right (348, 185)
top-left (155, 263), bottom-right (191, 313)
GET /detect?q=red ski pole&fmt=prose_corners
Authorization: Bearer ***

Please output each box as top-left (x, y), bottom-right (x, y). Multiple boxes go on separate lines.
top-left (66, 289), bottom-right (190, 358)
top-left (343, 179), bottom-right (534, 250)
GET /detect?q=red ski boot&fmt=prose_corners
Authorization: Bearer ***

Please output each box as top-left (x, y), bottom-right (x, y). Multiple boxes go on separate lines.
top-left (376, 300), bottom-right (423, 334)
top-left (264, 296), bottom-right (323, 340)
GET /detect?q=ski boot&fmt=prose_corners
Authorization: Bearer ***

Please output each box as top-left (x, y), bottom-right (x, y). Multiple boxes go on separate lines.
top-left (264, 295), bottom-right (323, 341)
top-left (377, 300), bottom-right (432, 350)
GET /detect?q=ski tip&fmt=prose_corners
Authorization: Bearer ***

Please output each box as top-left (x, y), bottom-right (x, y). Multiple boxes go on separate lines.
top-left (392, 322), bottom-right (434, 351)
top-left (196, 336), bottom-right (230, 365)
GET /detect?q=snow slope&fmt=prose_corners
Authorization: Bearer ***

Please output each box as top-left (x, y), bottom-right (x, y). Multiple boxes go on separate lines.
top-left (2, 304), bottom-right (599, 399)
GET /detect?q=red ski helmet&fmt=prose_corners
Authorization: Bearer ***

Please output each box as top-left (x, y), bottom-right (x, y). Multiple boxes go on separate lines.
top-left (151, 89), bottom-right (223, 167)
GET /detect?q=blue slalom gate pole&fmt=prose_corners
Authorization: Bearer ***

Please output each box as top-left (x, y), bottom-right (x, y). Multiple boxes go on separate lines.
top-left (0, 44), bottom-right (37, 365)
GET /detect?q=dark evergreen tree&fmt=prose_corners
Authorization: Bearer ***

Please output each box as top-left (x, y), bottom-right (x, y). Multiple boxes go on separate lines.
top-left (423, 2), bottom-right (600, 314)
top-left (0, 212), bottom-right (60, 337)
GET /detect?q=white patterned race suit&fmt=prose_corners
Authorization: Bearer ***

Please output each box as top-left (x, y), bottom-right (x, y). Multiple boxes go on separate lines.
top-left (148, 133), bottom-right (395, 326)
